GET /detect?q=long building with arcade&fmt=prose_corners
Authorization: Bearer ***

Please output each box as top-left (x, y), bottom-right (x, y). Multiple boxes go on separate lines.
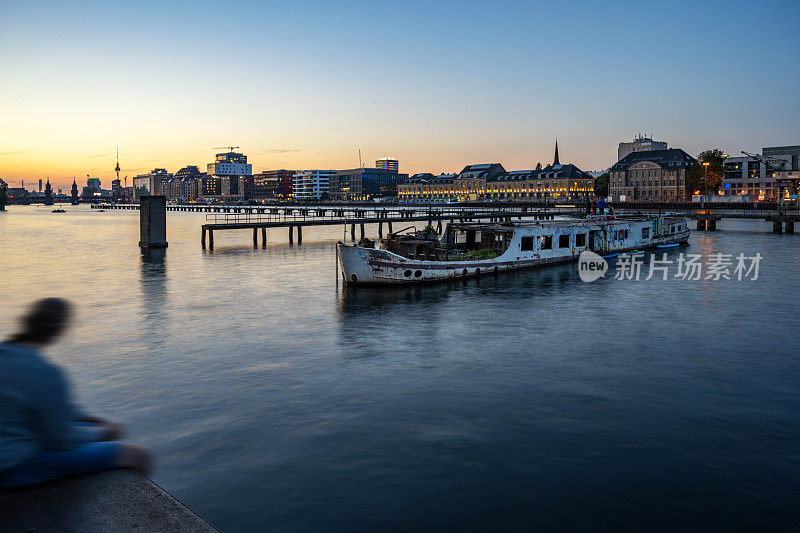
top-left (398, 144), bottom-right (594, 202)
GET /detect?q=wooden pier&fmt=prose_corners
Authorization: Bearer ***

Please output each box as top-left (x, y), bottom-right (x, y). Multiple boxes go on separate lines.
top-left (198, 207), bottom-right (576, 250)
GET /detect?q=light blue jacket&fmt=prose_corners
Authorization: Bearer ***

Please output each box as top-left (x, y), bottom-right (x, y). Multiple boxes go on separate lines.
top-left (0, 342), bottom-right (103, 471)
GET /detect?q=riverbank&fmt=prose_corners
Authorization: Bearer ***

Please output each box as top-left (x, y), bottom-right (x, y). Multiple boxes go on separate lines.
top-left (0, 470), bottom-right (217, 532)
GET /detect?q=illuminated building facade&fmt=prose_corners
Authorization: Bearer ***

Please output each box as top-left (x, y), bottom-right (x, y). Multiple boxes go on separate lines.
top-left (163, 165), bottom-right (205, 201)
top-left (329, 167), bottom-right (408, 201)
top-left (207, 151), bottom-right (252, 177)
top-left (253, 169), bottom-right (296, 200)
top-left (204, 151), bottom-right (253, 200)
top-left (202, 176), bottom-right (222, 197)
top-left (722, 145), bottom-right (800, 199)
top-left (375, 157), bottom-right (399, 171)
top-left (609, 149), bottom-right (694, 201)
top-left (132, 169), bottom-right (171, 200)
top-left (398, 163), bottom-right (594, 202)
top-left (293, 170), bottom-right (336, 200)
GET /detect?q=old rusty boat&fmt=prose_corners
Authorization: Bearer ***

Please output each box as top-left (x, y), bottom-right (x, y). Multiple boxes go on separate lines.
top-left (336, 214), bottom-right (690, 285)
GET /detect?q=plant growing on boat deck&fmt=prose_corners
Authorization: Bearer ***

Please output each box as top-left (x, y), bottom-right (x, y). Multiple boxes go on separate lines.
top-left (467, 249), bottom-right (499, 259)
top-left (423, 224), bottom-right (436, 234)
top-left (448, 249), bottom-right (499, 260)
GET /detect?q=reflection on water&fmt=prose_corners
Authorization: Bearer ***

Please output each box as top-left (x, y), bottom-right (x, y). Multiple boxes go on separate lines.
top-left (140, 247), bottom-right (168, 348)
top-left (2, 206), bottom-right (800, 532)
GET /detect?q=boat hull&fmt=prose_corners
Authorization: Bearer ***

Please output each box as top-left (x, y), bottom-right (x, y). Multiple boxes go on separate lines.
top-left (338, 232), bottom-right (690, 285)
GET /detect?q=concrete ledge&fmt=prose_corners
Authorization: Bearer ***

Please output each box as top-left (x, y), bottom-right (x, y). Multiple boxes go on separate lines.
top-left (0, 470), bottom-right (217, 532)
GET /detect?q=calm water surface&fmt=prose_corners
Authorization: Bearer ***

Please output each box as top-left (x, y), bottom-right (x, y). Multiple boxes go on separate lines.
top-left (2, 205), bottom-right (799, 531)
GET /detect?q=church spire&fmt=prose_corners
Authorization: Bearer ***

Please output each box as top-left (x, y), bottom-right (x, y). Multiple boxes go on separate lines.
top-left (554, 138), bottom-right (560, 165)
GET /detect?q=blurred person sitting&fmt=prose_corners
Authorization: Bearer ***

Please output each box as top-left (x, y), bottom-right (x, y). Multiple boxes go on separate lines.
top-left (0, 298), bottom-right (152, 489)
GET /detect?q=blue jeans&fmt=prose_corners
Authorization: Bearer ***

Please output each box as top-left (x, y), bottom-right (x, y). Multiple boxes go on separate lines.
top-left (0, 441), bottom-right (123, 489)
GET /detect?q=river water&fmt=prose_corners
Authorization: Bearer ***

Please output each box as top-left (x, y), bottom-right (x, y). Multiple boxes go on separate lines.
top-left (2, 205), bottom-right (799, 531)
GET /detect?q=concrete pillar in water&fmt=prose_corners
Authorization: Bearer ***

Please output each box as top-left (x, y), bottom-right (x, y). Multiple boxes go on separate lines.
top-left (378, 223), bottom-right (383, 238)
top-left (262, 227), bottom-right (267, 247)
top-left (297, 226), bottom-right (302, 244)
top-left (289, 225), bottom-right (294, 244)
top-left (360, 223), bottom-right (365, 240)
top-left (696, 219), bottom-right (706, 231)
top-left (388, 221), bottom-right (393, 234)
top-left (208, 229), bottom-right (214, 250)
top-left (253, 228), bottom-right (258, 247)
top-left (139, 196), bottom-right (168, 249)
top-left (785, 221), bottom-right (794, 234)
top-left (351, 223), bottom-right (356, 241)
top-left (201, 227), bottom-right (206, 248)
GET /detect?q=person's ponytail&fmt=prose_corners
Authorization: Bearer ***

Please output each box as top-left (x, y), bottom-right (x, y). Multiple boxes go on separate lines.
top-left (6, 298), bottom-right (72, 345)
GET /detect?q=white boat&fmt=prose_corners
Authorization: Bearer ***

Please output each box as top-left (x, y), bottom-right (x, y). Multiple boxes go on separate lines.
top-left (337, 215), bottom-right (690, 285)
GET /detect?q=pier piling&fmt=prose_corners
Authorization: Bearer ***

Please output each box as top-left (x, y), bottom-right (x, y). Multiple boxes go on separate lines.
top-left (351, 224), bottom-right (356, 241)
top-left (360, 223), bottom-right (365, 240)
top-left (208, 229), bottom-right (214, 250)
top-left (297, 225), bottom-right (302, 244)
top-left (253, 228), bottom-right (258, 247)
top-left (773, 220), bottom-right (783, 233)
top-left (289, 225), bottom-right (294, 244)
top-left (138, 196), bottom-right (168, 249)
top-left (262, 227), bottom-right (267, 247)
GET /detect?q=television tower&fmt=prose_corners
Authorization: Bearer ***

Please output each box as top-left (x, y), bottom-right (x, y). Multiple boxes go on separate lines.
top-left (115, 146), bottom-right (121, 180)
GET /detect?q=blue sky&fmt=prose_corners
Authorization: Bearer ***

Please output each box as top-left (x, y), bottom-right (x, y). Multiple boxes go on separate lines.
top-left (1, 0), bottom-right (798, 187)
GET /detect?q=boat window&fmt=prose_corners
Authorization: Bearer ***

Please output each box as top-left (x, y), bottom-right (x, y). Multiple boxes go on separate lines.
top-left (642, 228), bottom-right (650, 238)
top-left (559, 235), bottom-right (570, 248)
top-left (540, 235), bottom-right (552, 250)
top-left (521, 236), bottom-right (534, 251)
top-left (576, 234), bottom-right (586, 247)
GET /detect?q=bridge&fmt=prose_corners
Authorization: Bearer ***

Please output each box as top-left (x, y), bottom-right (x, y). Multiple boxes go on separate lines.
top-left (607, 201), bottom-right (800, 233)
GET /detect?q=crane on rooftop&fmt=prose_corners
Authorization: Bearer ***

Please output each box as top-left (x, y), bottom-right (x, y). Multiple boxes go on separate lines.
top-left (743, 150), bottom-right (790, 197)
top-left (213, 146), bottom-right (240, 153)
top-left (741, 151), bottom-right (788, 172)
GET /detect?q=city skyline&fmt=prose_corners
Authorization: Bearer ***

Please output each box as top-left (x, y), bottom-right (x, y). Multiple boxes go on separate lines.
top-left (2, 0), bottom-right (798, 189)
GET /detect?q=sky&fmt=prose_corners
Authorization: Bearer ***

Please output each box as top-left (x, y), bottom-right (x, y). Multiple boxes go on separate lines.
top-left (1, 0), bottom-right (798, 190)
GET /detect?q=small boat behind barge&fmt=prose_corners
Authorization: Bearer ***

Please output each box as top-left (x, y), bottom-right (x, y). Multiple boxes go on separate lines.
top-left (337, 214), bottom-right (690, 285)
